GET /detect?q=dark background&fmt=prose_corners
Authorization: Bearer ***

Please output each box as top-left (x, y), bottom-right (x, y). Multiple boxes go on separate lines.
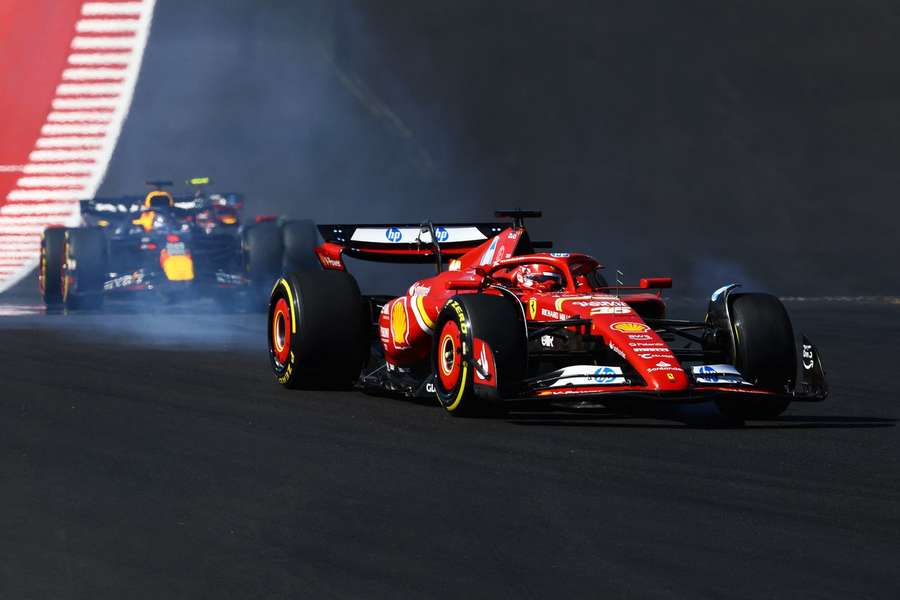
top-left (99, 0), bottom-right (900, 296)
top-left (4, 5), bottom-right (900, 597)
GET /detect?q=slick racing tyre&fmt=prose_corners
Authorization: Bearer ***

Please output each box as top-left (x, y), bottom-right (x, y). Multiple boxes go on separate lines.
top-left (40, 227), bottom-right (67, 307)
top-left (243, 220), bottom-right (284, 309)
top-left (432, 294), bottom-right (527, 417)
top-left (244, 220), bottom-right (284, 283)
top-left (716, 293), bottom-right (795, 420)
top-left (268, 270), bottom-right (368, 389)
top-left (281, 219), bottom-right (320, 273)
top-left (61, 228), bottom-right (108, 311)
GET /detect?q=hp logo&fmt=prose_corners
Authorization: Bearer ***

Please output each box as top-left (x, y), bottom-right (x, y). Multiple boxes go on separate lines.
top-left (592, 367), bottom-right (616, 384)
top-left (434, 227), bottom-right (449, 243)
top-left (385, 227), bottom-right (402, 242)
top-left (698, 365), bottom-right (719, 382)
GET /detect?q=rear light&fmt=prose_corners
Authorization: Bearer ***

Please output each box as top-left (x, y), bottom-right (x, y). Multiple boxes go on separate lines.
top-left (142, 242), bottom-right (157, 250)
top-left (255, 215), bottom-right (277, 224)
top-left (166, 234), bottom-right (181, 243)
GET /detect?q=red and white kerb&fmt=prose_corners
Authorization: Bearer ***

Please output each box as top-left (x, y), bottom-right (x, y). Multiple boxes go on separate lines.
top-left (0, 1), bottom-right (157, 292)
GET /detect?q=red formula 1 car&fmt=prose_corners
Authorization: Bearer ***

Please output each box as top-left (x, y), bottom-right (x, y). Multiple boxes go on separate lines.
top-left (267, 211), bottom-right (827, 419)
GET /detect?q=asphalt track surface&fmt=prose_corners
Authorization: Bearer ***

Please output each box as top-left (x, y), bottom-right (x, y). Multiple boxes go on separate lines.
top-left (1, 300), bottom-right (898, 598)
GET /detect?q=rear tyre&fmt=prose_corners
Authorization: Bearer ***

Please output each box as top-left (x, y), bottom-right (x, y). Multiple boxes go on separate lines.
top-left (281, 219), bottom-right (320, 273)
top-left (243, 220), bottom-right (284, 310)
top-left (40, 227), bottom-right (67, 307)
top-left (62, 228), bottom-right (108, 311)
top-left (432, 294), bottom-right (527, 417)
top-left (716, 293), bottom-right (795, 420)
top-left (268, 270), bottom-right (369, 389)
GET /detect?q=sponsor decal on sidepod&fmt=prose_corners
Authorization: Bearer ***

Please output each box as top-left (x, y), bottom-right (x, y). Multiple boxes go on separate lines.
top-left (611, 322), bottom-right (650, 334)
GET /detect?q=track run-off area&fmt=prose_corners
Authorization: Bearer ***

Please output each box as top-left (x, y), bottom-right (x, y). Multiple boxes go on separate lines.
top-left (0, 0), bottom-right (155, 292)
top-left (0, 300), bottom-right (897, 598)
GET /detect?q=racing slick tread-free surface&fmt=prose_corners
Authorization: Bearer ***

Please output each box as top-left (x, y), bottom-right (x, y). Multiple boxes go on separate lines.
top-left (62, 228), bottom-right (108, 311)
top-left (0, 302), bottom-right (897, 599)
top-left (270, 270), bottom-right (369, 389)
top-left (433, 293), bottom-right (527, 415)
top-left (243, 221), bottom-right (284, 289)
top-left (281, 219), bottom-right (320, 273)
top-left (40, 227), bottom-right (66, 306)
top-left (718, 293), bottom-right (796, 419)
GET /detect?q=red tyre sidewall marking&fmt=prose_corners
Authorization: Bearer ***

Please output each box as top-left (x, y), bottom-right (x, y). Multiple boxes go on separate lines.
top-left (272, 297), bottom-right (292, 366)
top-left (438, 319), bottom-right (462, 391)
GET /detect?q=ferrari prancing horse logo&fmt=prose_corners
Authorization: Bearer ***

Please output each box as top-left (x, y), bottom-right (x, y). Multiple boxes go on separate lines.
top-left (528, 297), bottom-right (537, 320)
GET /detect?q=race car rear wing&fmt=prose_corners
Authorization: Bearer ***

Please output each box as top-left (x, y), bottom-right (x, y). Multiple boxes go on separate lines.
top-left (81, 197), bottom-right (144, 214)
top-left (317, 223), bottom-right (509, 264)
top-left (81, 192), bottom-right (244, 218)
top-left (80, 198), bottom-right (145, 227)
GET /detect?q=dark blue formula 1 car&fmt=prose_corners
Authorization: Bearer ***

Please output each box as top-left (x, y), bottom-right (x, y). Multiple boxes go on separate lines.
top-left (39, 179), bottom-right (318, 310)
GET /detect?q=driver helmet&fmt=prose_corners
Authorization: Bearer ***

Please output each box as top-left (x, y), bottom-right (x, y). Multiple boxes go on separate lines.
top-left (144, 190), bottom-right (174, 209)
top-left (511, 263), bottom-right (564, 292)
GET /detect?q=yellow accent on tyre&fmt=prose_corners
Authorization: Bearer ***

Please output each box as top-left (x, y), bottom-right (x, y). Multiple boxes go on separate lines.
top-left (277, 277), bottom-right (297, 334)
top-left (443, 364), bottom-right (469, 412)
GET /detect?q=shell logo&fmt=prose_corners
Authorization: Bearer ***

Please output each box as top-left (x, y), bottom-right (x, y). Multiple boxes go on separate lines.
top-left (610, 322), bottom-right (650, 333)
top-left (391, 299), bottom-right (408, 345)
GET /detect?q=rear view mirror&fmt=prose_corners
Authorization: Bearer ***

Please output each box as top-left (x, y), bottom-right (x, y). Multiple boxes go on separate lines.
top-left (640, 277), bottom-right (672, 289)
top-left (445, 278), bottom-right (481, 290)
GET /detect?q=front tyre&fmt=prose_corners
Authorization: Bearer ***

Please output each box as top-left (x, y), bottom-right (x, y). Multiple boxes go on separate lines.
top-left (268, 270), bottom-right (368, 389)
top-left (433, 294), bottom-right (527, 416)
top-left (62, 228), bottom-right (108, 311)
top-left (40, 227), bottom-right (67, 307)
top-left (716, 293), bottom-right (795, 420)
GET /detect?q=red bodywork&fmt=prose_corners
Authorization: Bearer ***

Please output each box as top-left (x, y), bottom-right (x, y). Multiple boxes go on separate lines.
top-left (316, 225), bottom-right (771, 401)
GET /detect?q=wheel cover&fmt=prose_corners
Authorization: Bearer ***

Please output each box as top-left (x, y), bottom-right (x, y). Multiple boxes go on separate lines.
top-left (438, 320), bottom-right (462, 391)
top-left (272, 297), bottom-right (292, 366)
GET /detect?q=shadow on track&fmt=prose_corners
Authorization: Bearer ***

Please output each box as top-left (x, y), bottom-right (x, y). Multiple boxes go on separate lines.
top-left (506, 408), bottom-right (897, 430)
top-left (735, 414), bottom-right (898, 430)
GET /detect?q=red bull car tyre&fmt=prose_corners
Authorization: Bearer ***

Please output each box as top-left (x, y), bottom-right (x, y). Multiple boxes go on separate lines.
top-left (40, 227), bottom-right (67, 307)
top-left (62, 228), bottom-right (108, 311)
